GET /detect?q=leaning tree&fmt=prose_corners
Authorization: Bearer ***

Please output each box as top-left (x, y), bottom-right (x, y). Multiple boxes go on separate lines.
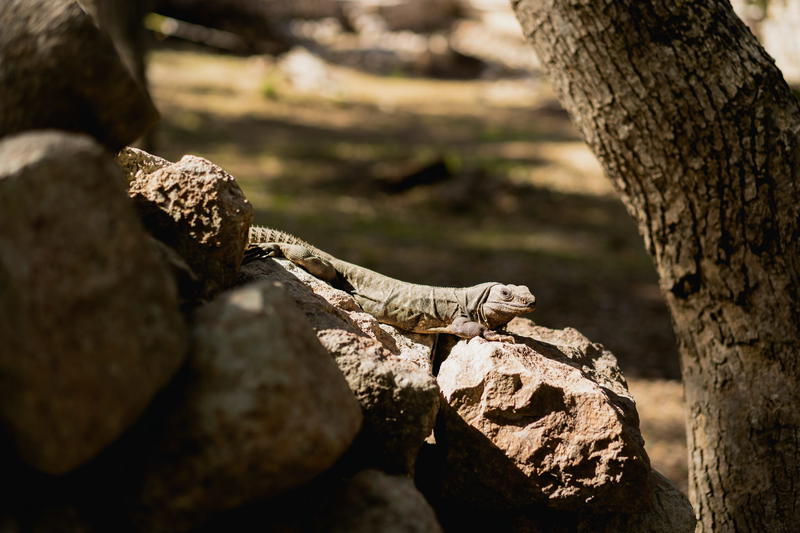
top-left (510, 0), bottom-right (800, 531)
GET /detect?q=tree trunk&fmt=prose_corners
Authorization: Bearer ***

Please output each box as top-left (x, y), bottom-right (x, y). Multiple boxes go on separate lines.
top-left (511, 0), bottom-right (800, 531)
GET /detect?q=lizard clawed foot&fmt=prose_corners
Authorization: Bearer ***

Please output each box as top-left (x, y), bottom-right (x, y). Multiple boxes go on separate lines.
top-left (243, 243), bottom-right (282, 263)
top-left (482, 330), bottom-right (516, 343)
top-left (432, 318), bottom-right (515, 343)
top-left (244, 243), bottom-right (338, 282)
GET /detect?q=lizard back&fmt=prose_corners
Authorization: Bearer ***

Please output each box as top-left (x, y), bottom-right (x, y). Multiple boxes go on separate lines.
top-left (247, 226), bottom-right (495, 332)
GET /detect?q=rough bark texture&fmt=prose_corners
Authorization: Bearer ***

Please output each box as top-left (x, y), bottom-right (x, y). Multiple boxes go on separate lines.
top-left (511, 0), bottom-right (800, 531)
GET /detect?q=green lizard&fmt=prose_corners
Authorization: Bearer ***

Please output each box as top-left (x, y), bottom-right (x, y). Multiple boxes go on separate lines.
top-left (244, 226), bottom-right (536, 342)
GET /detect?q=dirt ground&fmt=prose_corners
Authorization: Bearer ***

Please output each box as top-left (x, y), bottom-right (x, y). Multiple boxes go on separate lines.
top-left (147, 48), bottom-right (688, 493)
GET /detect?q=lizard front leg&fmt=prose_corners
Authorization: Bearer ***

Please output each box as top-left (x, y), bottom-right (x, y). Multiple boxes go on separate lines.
top-left (429, 317), bottom-right (515, 343)
top-left (481, 328), bottom-right (516, 343)
top-left (245, 243), bottom-right (338, 282)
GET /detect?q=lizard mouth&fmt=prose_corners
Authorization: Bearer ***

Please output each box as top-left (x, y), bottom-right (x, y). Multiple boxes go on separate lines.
top-left (502, 301), bottom-right (536, 312)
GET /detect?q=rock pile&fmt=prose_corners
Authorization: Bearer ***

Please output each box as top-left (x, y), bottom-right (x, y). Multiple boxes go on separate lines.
top-left (0, 1), bottom-right (694, 531)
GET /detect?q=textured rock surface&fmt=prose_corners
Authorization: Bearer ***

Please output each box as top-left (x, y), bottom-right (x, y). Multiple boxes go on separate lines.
top-left (577, 469), bottom-right (695, 533)
top-left (318, 469), bottom-right (443, 533)
top-left (0, 0), bottom-right (158, 150)
top-left (239, 257), bottom-right (439, 474)
top-left (116, 147), bottom-right (170, 183)
top-left (431, 318), bottom-right (649, 511)
top-left (135, 281), bottom-right (362, 532)
top-left (505, 319), bottom-right (631, 399)
top-left (127, 153), bottom-right (253, 298)
top-left (0, 131), bottom-right (187, 474)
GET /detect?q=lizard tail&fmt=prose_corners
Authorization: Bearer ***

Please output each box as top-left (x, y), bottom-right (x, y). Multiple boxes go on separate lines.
top-left (248, 226), bottom-right (321, 252)
top-left (247, 225), bottom-right (337, 263)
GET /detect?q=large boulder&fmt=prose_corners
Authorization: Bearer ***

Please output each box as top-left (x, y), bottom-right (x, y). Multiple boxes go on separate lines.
top-left (428, 319), bottom-right (650, 512)
top-left (239, 257), bottom-right (439, 474)
top-left (124, 150), bottom-right (253, 298)
top-left (134, 281), bottom-right (362, 532)
top-left (0, 131), bottom-right (187, 474)
top-left (0, 0), bottom-right (158, 150)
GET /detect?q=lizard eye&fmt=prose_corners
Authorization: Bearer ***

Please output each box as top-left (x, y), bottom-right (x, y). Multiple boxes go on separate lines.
top-left (500, 287), bottom-right (512, 300)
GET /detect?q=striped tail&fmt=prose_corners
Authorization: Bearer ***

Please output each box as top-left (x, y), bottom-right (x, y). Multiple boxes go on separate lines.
top-left (247, 226), bottom-right (331, 259)
top-left (249, 226), bottom-right (309, 248)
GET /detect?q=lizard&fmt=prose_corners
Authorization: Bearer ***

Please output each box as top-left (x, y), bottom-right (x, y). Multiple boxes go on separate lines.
top-left (244, 226), bottom-right (536, 342)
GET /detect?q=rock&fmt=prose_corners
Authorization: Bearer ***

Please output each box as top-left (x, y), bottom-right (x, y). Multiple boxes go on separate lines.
top-left (127, 152), bottom-right (253, 298)
top-left (429, 468), bottom-right (694, 533)
top-left (239, 257), bottom-right (439, 474)
top-left (317, 469), bottom-right (443, 533)
top-left (135, 281), bottom-right (362, 532)
top-left (116, 147), bottom-right (170, 183)
top-left (333, 348), bottom-right (440, 475)
top-left (429, 319), bottom-right (649, 512)
top-left (278, 47), bottom-right (341, 95)
top-left (577, 469), bottom-right (696, 533)
top-left (459, 469), bottom-right (694, 533)
top-left (0, 131), bottom-right (187, 474)
top-left (505, 319), bottom-right (632, 399)
top-left (148, 236), bottom-right (202, 308)
top-left (422, 494), bottom-right (573, 533)
top-left (0, 0), bottom-right (158, 150)
top-left (75, 0), bottom-right (151, 86)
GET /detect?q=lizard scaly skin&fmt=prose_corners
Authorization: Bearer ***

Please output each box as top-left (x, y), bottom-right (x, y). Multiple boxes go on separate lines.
top-left (245, 226), bottom-right (536, 342)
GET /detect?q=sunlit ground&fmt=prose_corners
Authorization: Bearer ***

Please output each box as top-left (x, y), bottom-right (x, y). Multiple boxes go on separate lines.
top-left (148, 48), bottom-right (688, 492)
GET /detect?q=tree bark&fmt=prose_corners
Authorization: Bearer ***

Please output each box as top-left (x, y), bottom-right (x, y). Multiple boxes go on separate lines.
top-left (511, 0), bottom-right (800, 531)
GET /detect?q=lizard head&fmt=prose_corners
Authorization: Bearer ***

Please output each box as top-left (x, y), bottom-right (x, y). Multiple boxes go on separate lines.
top-left (481, 284), bottom-right (536, 328)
